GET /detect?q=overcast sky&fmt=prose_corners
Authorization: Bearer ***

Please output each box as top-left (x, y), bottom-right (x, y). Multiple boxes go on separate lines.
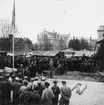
top-left (0, 0), bottom-right (104, 43)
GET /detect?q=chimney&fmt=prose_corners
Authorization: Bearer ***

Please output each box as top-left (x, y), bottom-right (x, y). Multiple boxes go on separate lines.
top-left (53, 30), bottom-right (55, 34)
top-left (44, 28), bottom-right (47, 31)
top-left (9, 34), bottom-right (13, 41)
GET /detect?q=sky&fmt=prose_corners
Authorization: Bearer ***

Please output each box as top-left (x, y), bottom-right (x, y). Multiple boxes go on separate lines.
top-left (0, 0), bottom-right (104, 43)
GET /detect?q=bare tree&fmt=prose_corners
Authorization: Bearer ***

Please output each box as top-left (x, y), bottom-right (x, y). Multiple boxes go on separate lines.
top-left (68, 37), bottom-right (91, 51)
top-left (0, 20), bottom-right (18, 37)
top-left (33, 43), bottom-right (38, 51)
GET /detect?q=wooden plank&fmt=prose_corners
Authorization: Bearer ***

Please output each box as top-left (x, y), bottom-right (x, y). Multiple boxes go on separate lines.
top-left (97, 71), bottom-right (104, 76)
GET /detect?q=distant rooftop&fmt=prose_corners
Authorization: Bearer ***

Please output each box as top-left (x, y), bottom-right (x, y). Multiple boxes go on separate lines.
top-left (97, 25), bottom-right (104, 31)
top-left (43, 29), bottom-right (70, 36)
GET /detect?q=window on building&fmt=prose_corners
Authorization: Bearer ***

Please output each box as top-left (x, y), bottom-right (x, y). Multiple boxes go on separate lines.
top-left (57, 35), bottom-right (59, 39)
top-left (54, 34), bottom-right (56, 38)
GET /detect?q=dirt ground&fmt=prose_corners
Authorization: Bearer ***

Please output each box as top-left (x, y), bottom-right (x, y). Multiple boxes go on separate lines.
top-left (47, 78), bottom-right (104, 105)
top-left (55, 71), bottom-right (104, 82)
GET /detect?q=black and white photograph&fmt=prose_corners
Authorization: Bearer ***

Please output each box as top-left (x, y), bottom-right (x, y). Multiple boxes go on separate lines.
top-left (0, 0), bottom-right (104, 105)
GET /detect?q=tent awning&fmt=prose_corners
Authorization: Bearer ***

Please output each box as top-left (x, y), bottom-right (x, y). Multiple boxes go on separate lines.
top-left (96, 39), bottom-right (104, 44)
top-left (65, 54), bottom-right (73, 58)
top-left (29, 51), bottom-right (60, 57)
top-left (43, 51), bottom-right (60, 56)
top-left (30, 51), bottom-right (47, 56)
top-left (74, 50), bottom-right (96, 57)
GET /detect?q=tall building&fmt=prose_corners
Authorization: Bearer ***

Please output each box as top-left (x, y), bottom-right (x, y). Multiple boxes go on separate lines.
top-left (97, 25), bottom-right (104, 41)
top-left (95, 25), bottom-right (104, 51)
top-left (37, 29), bottom-right (70, 50)
top-left (87, 37), bottom-right (97, 51)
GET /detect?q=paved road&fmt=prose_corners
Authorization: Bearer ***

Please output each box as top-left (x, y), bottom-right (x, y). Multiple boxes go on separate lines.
top-left (47, 78), bottom-right (104, 105)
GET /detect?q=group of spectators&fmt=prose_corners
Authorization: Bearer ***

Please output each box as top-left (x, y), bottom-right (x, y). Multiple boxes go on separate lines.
top-left (0, 73), bottom-right (82, 105)
top-left (4, 54), bottom-right (97, 77)
top-left (0, 54), bottom-right (91, 105)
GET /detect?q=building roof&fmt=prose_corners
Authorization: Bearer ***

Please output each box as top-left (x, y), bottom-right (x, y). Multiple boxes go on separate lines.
top-left (42, 51), bottom-right (60, 56)
top-left (14, 38), bottom-right (28, 45)
top-left (31, 51), bottom-right (47, 56)
top-left (91, 39), bottom-right (97, 42)
top-left (62, 48), bottom-right (75, 53)
top-left (30, 51), bottom-right (60, 57)
top-left (45, 31), bottom-right (57, 36)
top-left (59, 33), bottom-right (70, 37)
top-left (74, 50), bottom-right (96, 57)
top-left (40, 30), bottom-right (70, 38)
top-left (40, 30), bottom-right (57, 37)
top-left (97, 25), bottom-right (104, 31)
top-left (96, 39), bottom-right (104, 44)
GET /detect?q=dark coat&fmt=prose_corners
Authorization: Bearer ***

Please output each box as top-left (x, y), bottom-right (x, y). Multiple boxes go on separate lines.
top-left (0, 80), bottom-right (11, 98)
top-left (12, 82), bottom-right (22, 97)
top-left (51, 85), bottom-right (60, 100)
top-left (30, 91), bottom-right (41, 105)
top-left (22, 90), bottom-right (32, 105)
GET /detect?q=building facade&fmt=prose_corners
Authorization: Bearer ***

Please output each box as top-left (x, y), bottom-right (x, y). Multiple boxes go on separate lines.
top-left (9, 35), bottom-right (29, 55)
top-left (95, 25), bottom-right (104, 51)
top-left (87, 37), bottom-right (97, 51)
top-left (37, 29), bottom-right (70, 50)
top-left (97, 25), bottom-right (104, 41)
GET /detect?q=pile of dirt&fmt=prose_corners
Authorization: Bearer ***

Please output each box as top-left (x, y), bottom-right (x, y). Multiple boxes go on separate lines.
top-left (55, 71), bottom-right (104, 82)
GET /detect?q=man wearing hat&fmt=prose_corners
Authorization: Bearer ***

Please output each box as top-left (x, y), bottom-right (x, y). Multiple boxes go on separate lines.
top-left (41, 82), bottom-right (54, 105)
top-left (32, 77), bottom-right (38, 90)
top-left (29, 86), bottom-right (41, 105)
top-left (24, 76), bottom-right (29, 81)
top-left (0, 76), bottom-right (4, 81)
top-left (0, 76), bottom-right (4, 104)
top-left (22, 84), bottom-right (33, 105)
top-left (51, 80), bottom-right (60, 105)
top-left (41, 77), bottom-right (46, 89)
top-left (27, 78), bottom-right (34, 89)
top-left (12, 77), bottom-right (22, 105)
top-left (19, 79), bottom-right (28, 104)
top-left (59, 81), bottom-right (72, 105)
top-left (0, 74), bottom-right (12, 105)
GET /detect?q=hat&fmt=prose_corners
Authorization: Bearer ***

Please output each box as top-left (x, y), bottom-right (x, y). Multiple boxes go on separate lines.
top-left (11, 74), bottom-right (16, 77)
top-left (53, 80), bottom-right (57, 83)
top-left (24, 76), bottom-right (28, 79)
top-left (41, 77), bottom-right (46, 81)
top-left (45, 82), bottom-right (50, 87)
top-left (0, 76), bottom-right (4, 79)
top-left (34, 77), bottom-right (38, 80)
top-left (34, 86), bottom-right (39, 91)
top-left (20, 64), bottom-right (23, 67)
top-left (5, 74), bottom-right (10, 77)
top-left (15, 77), bottom-right (20, 81)
top-left (18, 72), bottom-right (22, 76)
top-left (23, 80), bottom-right (28, 85)
top-left (5, 74), bottom-right (10, 78)
top-left (26, 85), bottom-right (32, 90)
top-left (62, 81), bottom-right (66, 84)
top-left (30, 78), bottom-right (34, 81)
top-left (38, 81), bottom-right (41, 84)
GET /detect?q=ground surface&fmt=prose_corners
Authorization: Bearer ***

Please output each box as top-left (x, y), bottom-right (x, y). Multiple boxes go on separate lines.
top-left (55, 71), bottom-right (104, 82)
top-left (1, 68), bottom-right (104, 105)
top-left (47, 78), bottom-right (104, 105)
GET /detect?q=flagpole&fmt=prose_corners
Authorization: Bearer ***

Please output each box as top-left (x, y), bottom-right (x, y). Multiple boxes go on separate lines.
top-left (12, 0), bottom-right (15, 72)
top-left (13, 30), bottom-right (14, 71)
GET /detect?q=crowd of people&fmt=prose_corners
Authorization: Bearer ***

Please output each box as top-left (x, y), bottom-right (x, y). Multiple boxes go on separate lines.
top-left (0, 73), bottom-right (83, 105)
top-left (0, 54), bottom-right (91, 105)
top-left (4, 54), bottom-right (97, 77)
